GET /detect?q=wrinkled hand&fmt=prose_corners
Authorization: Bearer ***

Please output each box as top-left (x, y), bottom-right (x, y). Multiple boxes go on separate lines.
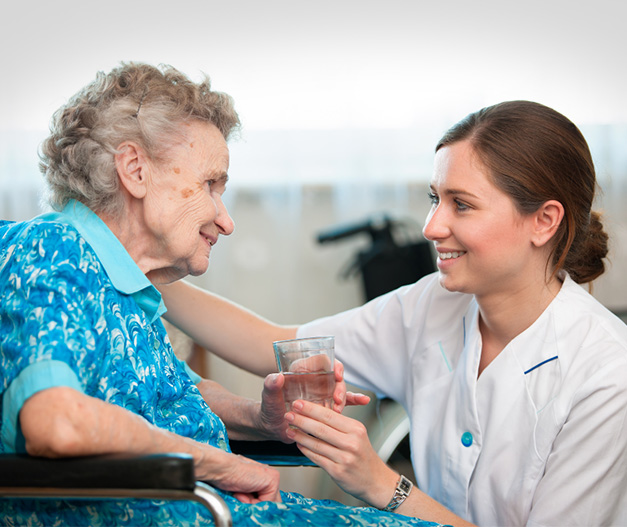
top-left (258, 373), bottom-right (292, 442)
top-left (284, 400), bottom-right (396, 508)
top-left (203, 449), bottom-right (282, 504)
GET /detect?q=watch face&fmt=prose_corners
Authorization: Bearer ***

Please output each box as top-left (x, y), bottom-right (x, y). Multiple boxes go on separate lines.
top-left (399, 476), bottom-right (413, 493)
top-left (382, 475), bottom-right (413, 512)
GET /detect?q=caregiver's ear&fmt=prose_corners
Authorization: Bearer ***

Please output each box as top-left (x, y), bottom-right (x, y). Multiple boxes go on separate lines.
top-left (530, 200), bottom-right (565, 247)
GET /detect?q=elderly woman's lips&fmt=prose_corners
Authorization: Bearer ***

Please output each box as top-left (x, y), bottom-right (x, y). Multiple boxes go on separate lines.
top-left (201, 232), bottom-right (215, 246)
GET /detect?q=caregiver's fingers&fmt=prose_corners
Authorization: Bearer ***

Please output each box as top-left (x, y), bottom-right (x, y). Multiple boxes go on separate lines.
top-left (332, 361), bottom-right (347, 412)
top-left (285, 400), bottom-right (369, 452)
top-left (288, 399), bottom-right (352, 433)
top-left (285, 405), bottom-right (372, 468)
top-left (334, 360), bottom-right (344, 382)
top-left (346, 392), bottom-right (371, 406)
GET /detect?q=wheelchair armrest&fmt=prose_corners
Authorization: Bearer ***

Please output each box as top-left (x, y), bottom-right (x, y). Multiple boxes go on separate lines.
top-left (0, 453), bottom-right (232, 526)
top-left (229, 440), bottom-right (315, 466)
top-left (0, 452), bottom-right (196, 490)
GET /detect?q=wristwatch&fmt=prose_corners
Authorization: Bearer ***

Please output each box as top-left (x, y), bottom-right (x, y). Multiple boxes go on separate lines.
top-left (381, 474), bottom-right (413, 513)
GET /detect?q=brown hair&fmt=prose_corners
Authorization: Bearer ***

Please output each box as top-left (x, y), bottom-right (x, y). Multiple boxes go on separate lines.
top-left (436, 100), bottom-right (608, 284)
top-left (39, 62), bottom-right (240, 217)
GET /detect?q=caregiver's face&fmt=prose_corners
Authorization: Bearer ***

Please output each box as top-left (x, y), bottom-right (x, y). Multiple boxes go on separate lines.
top-left (422, 139), bottom-right (535, 301)
top-left (144, 120), bottom-right (234, 281)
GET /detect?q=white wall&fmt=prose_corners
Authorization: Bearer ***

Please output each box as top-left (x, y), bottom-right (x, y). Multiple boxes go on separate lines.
top-left (2, 0), bottom-right (626, 503)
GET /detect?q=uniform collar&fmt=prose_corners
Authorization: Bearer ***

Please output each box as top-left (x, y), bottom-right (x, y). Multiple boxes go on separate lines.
top-left (49, 200), bottom-right (166, 323)
top-left (507, 274), bottom-right (577, 376)
top-left (460, 275), bottom-right (580, 385)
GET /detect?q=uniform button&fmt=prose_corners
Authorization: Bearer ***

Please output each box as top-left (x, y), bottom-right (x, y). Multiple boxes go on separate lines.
top-left (152, 337), bottom-right (160, 350)
top-left (461, 431), bottom-right (473, 447)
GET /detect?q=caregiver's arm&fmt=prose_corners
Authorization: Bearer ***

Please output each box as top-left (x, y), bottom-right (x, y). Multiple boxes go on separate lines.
top-left (20, 386), bottom-right (281, 503)
top-left (287, 400), bottom-right (475, 526)
top-left (159, 280), bottom-right (297, 376)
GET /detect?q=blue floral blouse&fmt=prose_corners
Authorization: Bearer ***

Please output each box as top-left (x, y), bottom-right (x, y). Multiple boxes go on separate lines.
top-left (0, 201), bottom-right (438, 526)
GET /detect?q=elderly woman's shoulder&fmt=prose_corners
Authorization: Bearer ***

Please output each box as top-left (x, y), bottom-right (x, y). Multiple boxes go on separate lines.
top-left (1, 214), bottom-right (90, 268)
top-left (2, 214), bottom-right (78, 242)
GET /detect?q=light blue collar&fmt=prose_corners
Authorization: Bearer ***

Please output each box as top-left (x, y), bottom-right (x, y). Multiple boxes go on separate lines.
top-left (42, 200), bottom-right (166, 323)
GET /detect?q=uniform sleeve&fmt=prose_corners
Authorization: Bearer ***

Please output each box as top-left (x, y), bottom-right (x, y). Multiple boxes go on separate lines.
top-left (0, 223), bottom-right (107, 452)
top-left (527, 356), bottom-right (627, 526)
top-left (298, 275), bottom-right (440, 402)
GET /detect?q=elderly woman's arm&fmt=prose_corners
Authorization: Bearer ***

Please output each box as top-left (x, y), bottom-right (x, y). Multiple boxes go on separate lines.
top-left (195, 377), bottom-right (287, 442)
top-left (20, 386), bottom-right (281, 504)
top-left (195, 372), bottom-right (371, 446)
top-left (159, 280), bottom-right (297, 376)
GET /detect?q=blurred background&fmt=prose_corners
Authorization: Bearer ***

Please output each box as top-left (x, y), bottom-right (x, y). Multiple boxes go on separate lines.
top-left (2, 0), bottom-right (626, 504)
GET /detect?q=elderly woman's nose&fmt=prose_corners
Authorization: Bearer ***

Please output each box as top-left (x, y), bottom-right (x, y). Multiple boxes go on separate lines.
top-left (216, 201), bottom-right (235, 235)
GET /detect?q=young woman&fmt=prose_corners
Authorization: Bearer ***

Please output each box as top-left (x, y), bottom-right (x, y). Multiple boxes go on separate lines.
top-left (160, 101), bottom-right (627, 526)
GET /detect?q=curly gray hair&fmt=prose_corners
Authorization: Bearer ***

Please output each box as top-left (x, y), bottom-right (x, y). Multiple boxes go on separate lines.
top-left (39, 62), bottom-right (240, 216)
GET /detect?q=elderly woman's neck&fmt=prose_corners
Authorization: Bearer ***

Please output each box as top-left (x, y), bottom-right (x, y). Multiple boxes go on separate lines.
top-left (98, 207), bottom-right (164, 278)
top-left (99, 208), bottom-right (139, 256)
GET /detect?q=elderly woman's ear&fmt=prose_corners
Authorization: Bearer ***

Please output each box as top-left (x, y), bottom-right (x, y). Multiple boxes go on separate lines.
top-left (114, 141), bottom-right (150, 199)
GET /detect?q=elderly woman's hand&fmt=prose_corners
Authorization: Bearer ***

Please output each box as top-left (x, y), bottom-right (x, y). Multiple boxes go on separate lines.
top-left (258, 361), bottom-right (370, 443)
top-left (21, 385), bottom-right (283, 504)
top-left (258, 373), bottom-right (292, 442)
top-left (202, 449), bottom-right (282, 504)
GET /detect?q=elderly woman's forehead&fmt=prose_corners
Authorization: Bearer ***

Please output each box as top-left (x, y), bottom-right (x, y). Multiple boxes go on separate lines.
top-left (179, 120), bottom-right (225, 141)
top-left (159, 122), bottom-right (226, 158)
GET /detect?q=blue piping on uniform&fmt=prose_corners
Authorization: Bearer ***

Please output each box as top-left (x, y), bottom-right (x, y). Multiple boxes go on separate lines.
top-left (524, 355), bottom-right (558, 375)
top-left (439, 341), bottom-right (452, 372)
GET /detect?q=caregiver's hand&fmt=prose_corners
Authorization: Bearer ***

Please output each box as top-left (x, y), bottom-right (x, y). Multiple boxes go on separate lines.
top-left (332, 360), bottom-right (371, 412)
top-left (284, 399), bottom-right (398, 509)
top-left (259, 361), bottom-right (371, 443)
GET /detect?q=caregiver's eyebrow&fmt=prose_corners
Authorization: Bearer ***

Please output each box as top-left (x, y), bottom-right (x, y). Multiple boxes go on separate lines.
top-left (430, 184), bottom-right (480, 199)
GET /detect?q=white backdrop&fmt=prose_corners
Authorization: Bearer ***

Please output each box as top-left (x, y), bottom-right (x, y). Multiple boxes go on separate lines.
top-left (2, 0), bottom-right (627, 501)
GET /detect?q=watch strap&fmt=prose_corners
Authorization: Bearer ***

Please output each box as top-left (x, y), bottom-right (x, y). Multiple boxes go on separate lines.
top-left (381, 474), bottom-right (413, 513)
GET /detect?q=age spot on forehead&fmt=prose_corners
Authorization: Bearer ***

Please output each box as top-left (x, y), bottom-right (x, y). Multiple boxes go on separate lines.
top-left (173, 167), bottom-right (181, 174)
top-left (181, 188), bottom-right (194, 199)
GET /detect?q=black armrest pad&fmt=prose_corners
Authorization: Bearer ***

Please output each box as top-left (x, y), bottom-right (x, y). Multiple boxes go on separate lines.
top-left (0, 453), bottom-right (195, 490)
top-left (229, 440), bottom-right (300, 457)
top-left (229, 440), bottom-right (314, 466)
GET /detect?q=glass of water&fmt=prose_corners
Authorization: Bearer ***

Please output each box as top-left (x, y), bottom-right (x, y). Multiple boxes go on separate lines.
top-left (273, 336), bottom-right (335, 411)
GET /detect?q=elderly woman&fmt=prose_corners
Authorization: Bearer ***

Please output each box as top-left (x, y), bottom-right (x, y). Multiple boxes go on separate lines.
top-left (0, 63), bottom-right (436, 526)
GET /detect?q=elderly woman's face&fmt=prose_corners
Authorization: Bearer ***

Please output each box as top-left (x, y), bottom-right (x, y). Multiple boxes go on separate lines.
top-left (143, 121), bottom-right (234, 281)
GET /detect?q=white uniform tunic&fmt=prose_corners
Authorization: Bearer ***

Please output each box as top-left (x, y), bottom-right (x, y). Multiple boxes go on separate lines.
top-left (298, 273), bottom-right (627, 526)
